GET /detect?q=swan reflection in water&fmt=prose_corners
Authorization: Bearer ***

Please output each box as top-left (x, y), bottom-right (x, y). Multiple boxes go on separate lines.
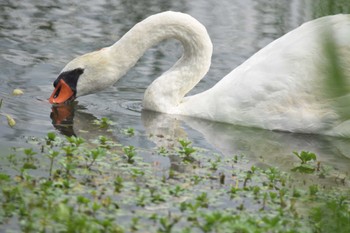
top-left (50, 103), bottom-right (77, 137)
top-left (50, 102), bottom-right (118, 141)
top-left (50, 102), bottom-right (350, 188)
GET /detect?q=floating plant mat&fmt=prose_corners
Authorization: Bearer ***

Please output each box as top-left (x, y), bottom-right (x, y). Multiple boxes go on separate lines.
top-left (0, 132), bottom-right (349, 233)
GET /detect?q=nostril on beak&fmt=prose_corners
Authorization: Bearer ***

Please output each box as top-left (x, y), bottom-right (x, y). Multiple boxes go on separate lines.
top-left (54, 86), bottom-right (62, 99)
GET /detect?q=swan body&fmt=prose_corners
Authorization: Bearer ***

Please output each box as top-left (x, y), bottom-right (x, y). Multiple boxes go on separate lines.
top-left (50, 11), bottom-right (350, 137)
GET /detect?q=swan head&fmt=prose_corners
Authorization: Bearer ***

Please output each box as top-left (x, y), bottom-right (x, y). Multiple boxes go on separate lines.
top-left (49, 68), bottom-right (83, 104)
top-left (49, 48), bottom-right (117, 104)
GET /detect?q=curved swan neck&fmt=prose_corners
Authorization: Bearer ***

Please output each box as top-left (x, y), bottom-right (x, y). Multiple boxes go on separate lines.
top-left (110, 11), bottom-right (213, 112)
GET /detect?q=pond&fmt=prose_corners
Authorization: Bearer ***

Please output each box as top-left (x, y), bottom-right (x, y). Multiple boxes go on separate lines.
top-left (0, 0), bottom-right (350, 232)
top-left (1, 0), bottom-right (350, 176)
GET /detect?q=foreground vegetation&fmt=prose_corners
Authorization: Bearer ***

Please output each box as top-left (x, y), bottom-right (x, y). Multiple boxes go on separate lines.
top-left (0, 128), bottom-right (349, 233)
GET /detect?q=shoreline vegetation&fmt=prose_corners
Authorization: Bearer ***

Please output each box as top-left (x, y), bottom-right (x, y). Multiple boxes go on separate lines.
top-left (0, 129), bottom-right (349, 233)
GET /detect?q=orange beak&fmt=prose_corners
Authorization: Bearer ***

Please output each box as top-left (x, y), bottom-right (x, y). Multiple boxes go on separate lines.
top-left (49, 79), bottom-right (75, 104)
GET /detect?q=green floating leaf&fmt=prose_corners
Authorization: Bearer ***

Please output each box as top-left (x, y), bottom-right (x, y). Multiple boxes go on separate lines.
top-left (292, 151), bottom-right (317, 164)
top-left (22, 162), bottom-right (37, 170)
top-left (24, 148), bottom-right (36, 156)
top-left (12, 89), bottom-right (24, 96)
top-left (122, 127), bottom-right (135, 136)
top-left (291, 165), bottom-right (315, 173)
top-left (47, 132), bottom-right (57, 141)
top-left (123, 145), bottom-right (136, 164)
top-left (77, 195), bottom-right (90, 205)
top-left (93, 117), bottom-right (114, 128)
top-left (0, 173), bottom-right (10, 182)
top-left (6, 114), bottom-right (16, 127)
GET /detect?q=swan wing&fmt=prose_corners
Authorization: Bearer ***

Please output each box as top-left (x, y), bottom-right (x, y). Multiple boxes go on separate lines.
top-left (181, 14), bottom-right (350, 135)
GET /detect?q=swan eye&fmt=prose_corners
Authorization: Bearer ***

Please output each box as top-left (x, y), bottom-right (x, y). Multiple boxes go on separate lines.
top-left (53, 79), bottom-right (60, 88)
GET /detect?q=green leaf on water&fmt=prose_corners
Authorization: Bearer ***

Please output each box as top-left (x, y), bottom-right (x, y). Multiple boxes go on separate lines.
top-left (24, 148), bottom-right (36, 156)
top-left (22, 163), bottom-right (37, 170)
top-left (0, 173), bottom-right (10, 182)
top-left (291, 164), bottom-right (315, 173)
top-left (93, 117), bottom-right (114, 128)
top-left (47, 132), bottom-right (56, 141)
top-left (12, 89), bottom-right (24, 96)
top-left (293, 151), bottom-right (316, 164)
top-left (6, 114), bottom-right (16, 127)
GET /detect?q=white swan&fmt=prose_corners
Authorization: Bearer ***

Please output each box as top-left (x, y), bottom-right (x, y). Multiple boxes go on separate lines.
top-left (49, 11), bottom-right (350, 137)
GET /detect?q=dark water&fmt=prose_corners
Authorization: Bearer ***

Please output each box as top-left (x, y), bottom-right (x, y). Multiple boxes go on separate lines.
top-left (1, 0), bottom-right (350, 177)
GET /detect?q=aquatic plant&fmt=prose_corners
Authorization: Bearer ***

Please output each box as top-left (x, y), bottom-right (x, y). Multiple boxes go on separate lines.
top-left (122, 127), bottom-right (135, 136)
top-left (178, 138), bottom-right (196, 162)
top-left (291, 151), bottom-right (317, 173)
top-left (123, 145), bottom-right (136, 164)
top-left (310, 195), bottom-right (350, 233)
top-left (85, 147), bottom-right (106, 169)
top-left (46, 132), bottom-right (56, 143)
top-left (293, 151), bottom-right (317, 164)
top-left (0, 133), bottom-right (348, 233)
top-left (93, 117), bottom-right (114, 128)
